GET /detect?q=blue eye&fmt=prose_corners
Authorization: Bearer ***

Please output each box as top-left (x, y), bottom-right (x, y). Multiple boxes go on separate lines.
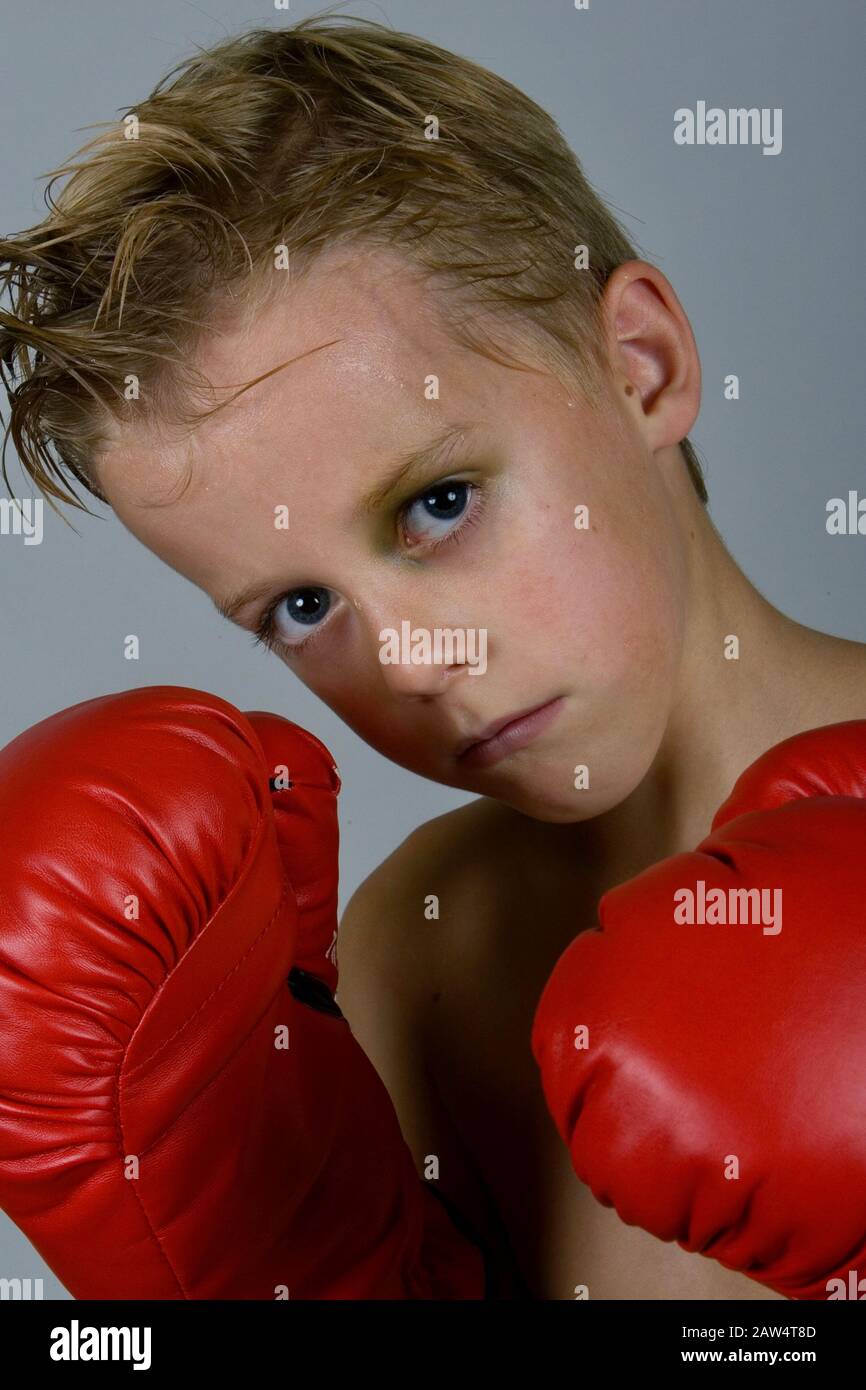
top-left (256, 586), bottom-right (332, 653)
top-left (400, 479), bottom-right (473, 547)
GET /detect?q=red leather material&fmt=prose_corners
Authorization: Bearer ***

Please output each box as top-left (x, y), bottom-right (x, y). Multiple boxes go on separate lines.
top-left (531, 721), bottom-right (866, 1300)
top-left (711, 718), bottom-right (866, 828)
top-left (0, 687), bottom-right (485, 1299)
top-left (244, 709), bottom-right (341, 995)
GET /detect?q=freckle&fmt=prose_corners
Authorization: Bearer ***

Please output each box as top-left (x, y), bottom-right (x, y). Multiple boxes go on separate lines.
top-left (431, 991), bottom-right (441, 1005)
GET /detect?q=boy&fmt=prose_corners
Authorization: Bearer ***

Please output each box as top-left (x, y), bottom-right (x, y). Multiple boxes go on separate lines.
top-left (2, 18), bottom-right (864, 1299)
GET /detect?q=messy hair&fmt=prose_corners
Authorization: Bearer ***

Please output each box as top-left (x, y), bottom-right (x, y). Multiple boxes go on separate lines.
top-left (0, 11), bottom-right (708, 520)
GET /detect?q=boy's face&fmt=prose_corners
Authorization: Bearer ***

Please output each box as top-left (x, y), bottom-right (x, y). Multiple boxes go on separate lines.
top-left (97, 248), bottom-right (688, 823)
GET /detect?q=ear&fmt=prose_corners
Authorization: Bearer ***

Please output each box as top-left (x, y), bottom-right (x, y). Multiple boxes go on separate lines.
top-left (599, 260), bottom-right (702, 453)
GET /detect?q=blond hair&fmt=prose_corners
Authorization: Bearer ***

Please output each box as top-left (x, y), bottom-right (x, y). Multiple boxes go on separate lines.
top-left (0, 12), bottom-right (707, 520)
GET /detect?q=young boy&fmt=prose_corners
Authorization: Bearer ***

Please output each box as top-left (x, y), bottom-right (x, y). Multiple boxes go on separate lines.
top-left (2, 17), bottom-right (864, 1300)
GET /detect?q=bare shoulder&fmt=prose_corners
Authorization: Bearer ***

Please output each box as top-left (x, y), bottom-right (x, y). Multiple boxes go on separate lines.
top-left (336, 798), bottom-right (530, 1288)
top-left (343, 796), bottom-right (500, 896)
top-left (337, 795), bottom-right (507, 1013)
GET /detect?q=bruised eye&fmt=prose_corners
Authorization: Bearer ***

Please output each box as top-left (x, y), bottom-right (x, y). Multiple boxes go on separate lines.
top-left (400, 479), bottom-right (473, 547)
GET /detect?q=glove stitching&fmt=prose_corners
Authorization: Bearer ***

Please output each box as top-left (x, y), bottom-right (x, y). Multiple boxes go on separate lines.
top-left (113, 879), bottom-right (295, 1299)
top-left (125, 873), bottom-right (292, 1077)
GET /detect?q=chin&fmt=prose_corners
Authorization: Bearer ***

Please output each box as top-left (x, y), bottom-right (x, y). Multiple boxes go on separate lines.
top-left (511, 799), bottom-right (598, 825)
top-left (476, 775), bottom-right (618, 825)
top-left (480, 742), bottom-right (656, 823)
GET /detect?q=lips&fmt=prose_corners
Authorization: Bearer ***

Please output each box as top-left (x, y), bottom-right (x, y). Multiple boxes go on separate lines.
top-left (457, 706), bottom-right (539, 757)
top-left (458, 695), bottom-right (567, 772)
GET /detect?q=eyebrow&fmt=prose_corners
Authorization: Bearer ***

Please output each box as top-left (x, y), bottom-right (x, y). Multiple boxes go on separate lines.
top-left (358, 420), bottom-right (476, 516)
top-left (214, 420), bottom-right (478, 624)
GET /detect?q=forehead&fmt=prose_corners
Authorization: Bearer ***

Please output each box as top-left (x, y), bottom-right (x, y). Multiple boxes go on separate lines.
top-left (100, 254), bottom-right (447, 478)
top-left (93, 247), bottom-right (497, 584)
top-left (98, 246), bottom-right (492, 505)
top-left (192, 245), bottom-right (457, 425)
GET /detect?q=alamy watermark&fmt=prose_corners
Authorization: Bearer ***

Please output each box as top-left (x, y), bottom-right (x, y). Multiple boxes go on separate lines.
top-left (0, 497), bottom-right (43, 545)
top-left (379, 622), bottom-right (487, 675)
top-left (674, 880), bottom-right (782, 935)
top-left (675, 102), bottom-right (782, 156)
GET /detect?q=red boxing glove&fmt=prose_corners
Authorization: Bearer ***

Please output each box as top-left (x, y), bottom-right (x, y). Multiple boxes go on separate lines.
top-left (0, 687), bottom-right (486, 1299)
top-left (532, 721), bottom-right (866, 1300)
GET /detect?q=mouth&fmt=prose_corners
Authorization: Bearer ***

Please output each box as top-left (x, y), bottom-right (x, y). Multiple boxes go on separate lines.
top-left (456, 696), bottom-right (565, 770)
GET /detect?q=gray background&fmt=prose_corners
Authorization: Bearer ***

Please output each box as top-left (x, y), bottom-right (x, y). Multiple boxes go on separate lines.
top-left (1, 0), bottom-right (863, 1296)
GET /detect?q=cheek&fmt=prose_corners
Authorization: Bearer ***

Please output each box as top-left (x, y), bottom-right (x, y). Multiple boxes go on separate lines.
top-left (585, 542), bottom-right (683, 700)
top-left (505, 516), bottom-right (684, 704)
top-left (495, 511), bottom-right (686, 819)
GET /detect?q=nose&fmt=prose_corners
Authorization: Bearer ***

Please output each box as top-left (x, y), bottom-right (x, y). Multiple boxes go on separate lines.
top-left (367, 609), bottom-right (487, 698)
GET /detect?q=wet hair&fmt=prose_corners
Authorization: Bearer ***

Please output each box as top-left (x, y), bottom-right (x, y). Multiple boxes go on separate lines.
top-left (0, 12), bottom-right (707, 520)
